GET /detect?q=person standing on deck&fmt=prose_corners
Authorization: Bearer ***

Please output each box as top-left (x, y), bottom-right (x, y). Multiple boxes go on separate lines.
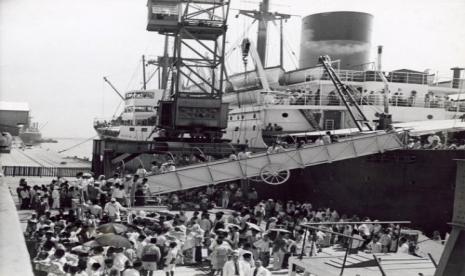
top-left (104, 198), bottom-right (127, 222)
top-left (271, 234), bottom-right (287, 270)
top-left (251, 260), bottom-right (271, 276)
top-left (223, 250), bottom-right (250, 276)
top-left (322, 131), bottom-right (332, 145)
top-left (222, 189), bottom-right (231, 208)
top-left (52, 186), bottom-right (60, 209)
top-left (136, 165), bottom-right (148, 178)
top-left (141, 238), bottom-right (161, 276)
top-left (164, 241), bottom-right (179, 276)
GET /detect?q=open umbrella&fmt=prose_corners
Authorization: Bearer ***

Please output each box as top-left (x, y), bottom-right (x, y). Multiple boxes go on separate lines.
top-left (97, 223), bottom-right (128, 234)
top-left (225, 223), bottom-right (241, 230)
top-left (246, 222), bottom-right (263, 232)
top-left (83, 239), bottom-right (100, 248)
top-left (268, 228), bottom-right (291, 234)
top-left (94, 233), bottom-right (132, 248)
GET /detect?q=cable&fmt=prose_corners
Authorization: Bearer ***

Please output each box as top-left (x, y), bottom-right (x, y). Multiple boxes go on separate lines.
top-left (58, 135), bottom-right (98, 154)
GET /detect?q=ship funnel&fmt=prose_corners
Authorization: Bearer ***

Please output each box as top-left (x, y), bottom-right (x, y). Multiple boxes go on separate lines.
top-left (450, 67), bottom-right (464, 89)
top-left (299, 11), bottom-right (373, 70)
top-left (377, 45), bottom-right (383, 71)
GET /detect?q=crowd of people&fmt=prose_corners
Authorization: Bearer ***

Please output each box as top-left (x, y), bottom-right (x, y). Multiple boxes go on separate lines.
top-left (18, 167), bottom-right (438, 276)
top-left (406, 134), bottom-right (465, 150)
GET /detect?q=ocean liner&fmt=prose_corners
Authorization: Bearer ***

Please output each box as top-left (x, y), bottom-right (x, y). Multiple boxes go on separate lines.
top-left (97, 0), bottom-right (465, 234)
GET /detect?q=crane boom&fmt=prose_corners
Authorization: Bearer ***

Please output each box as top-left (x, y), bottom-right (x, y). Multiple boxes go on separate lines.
top-left (103, 76), bottom-right (125, 100)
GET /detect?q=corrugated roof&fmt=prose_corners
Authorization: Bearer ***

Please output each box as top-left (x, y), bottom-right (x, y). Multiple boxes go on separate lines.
top-left (0, 101), bottom-right (30, 111)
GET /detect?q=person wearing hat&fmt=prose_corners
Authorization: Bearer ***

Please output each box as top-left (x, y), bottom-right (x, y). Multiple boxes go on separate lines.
top-left (104, 198), bottom-right (127, 222)
top-left (222, 250), bottom-right (249, 276)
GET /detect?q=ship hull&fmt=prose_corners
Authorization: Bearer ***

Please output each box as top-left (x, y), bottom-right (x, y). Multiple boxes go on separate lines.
top-left (19, 132), bottom-right (42, 145)
top-left (252, 149), bottom-right (463, 235)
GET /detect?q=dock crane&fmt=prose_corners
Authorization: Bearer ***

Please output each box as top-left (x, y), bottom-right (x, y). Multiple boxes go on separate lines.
top-left (319, 55), bottom-right (374, 132)
top-left (146, 0), bottom-right (232, 140)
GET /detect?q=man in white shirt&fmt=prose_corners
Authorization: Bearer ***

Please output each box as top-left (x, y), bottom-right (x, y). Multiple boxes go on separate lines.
top-left (251, 260), bottom-right (271, 276)
top-left (135, 165), bottom-right (147, 178)
top-left (122, 261), bottom-right (142, 276)
top-left (104, 198), bottom-right (127, 221)
top-left (223, 250), bottom-right (250, 276)
top-left (398, 237), bottom-right (410, 254)
top-left (112, 247), bottom-right (129, 272)
top-left (254, 235), bottom-right (271, 267)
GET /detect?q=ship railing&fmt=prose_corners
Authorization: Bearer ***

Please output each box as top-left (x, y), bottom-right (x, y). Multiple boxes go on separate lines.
top-left (2, 166), bottom-right (90, 177)
top-left (429, 77), bottom-right (465, 89)
top-left (318, 70), bottom-right (433, 85)
top-left (93, 118), bottom-right (113, 127)
top-left (266, 93), bottom-right (465, 111)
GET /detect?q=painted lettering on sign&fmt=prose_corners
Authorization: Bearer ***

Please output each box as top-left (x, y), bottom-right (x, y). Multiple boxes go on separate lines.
top-left (178, 107), bottom-right (219, 120)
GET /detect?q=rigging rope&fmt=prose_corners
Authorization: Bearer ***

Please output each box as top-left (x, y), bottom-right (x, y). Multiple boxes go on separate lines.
top-left (58, 135), bottom-right (98, 154)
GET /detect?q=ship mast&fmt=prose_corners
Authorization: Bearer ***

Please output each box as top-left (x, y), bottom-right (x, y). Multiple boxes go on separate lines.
top-left (238, 0), bottom-right (290, 67)
top-left (142, 55), bottom-right (147, 90)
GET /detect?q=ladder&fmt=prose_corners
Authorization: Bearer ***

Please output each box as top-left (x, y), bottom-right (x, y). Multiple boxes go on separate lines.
top-left (319, 56), bottom-right (373, 132)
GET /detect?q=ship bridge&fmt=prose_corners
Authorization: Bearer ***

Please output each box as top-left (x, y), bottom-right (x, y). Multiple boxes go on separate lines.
top-left (146, 131), bottom-right (404, 194)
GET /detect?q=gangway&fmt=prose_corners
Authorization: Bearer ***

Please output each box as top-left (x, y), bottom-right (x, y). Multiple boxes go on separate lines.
top-left (146, 131), bottom-right (404, 194)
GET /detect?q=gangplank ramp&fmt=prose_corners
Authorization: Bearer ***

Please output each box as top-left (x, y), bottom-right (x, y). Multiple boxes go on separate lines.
top-left (146, 132), bottom-right (404, 194)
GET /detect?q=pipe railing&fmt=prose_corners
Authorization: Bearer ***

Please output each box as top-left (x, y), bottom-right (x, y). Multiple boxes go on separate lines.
top-left (264, 92), bottom-right (465, 111)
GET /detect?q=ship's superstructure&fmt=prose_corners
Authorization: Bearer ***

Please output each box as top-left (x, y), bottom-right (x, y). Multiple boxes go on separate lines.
top-left (222, 9), bottom-right (465, 149)
top-left (92, 0), bottom-right (465, 235)
top-left (94, 89), bottom-right (163, 141)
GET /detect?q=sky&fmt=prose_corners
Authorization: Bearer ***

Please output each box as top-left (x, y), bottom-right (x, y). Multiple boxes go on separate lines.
top-left (1, 0), bottom-right (464, 138)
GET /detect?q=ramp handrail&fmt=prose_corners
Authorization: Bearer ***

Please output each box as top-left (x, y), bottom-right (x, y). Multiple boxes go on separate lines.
top-left (147, 131), bottom-right (404, 194)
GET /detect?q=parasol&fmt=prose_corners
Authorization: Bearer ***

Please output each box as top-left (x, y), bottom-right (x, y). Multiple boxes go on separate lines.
top-left (268, 228), bottom-right (291, 234)
top-left (94, 233), bottom-right (132, 248)
top-left (246, 222), bottom-right (263, 232)
top-left (97, 223), bottom-right (128, 234)
top-left (83, 239), bottom-right (100, 248)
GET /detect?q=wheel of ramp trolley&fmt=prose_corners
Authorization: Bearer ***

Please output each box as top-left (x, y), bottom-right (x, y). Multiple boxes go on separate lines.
top-left (260, 163), bottom-right (290, 185)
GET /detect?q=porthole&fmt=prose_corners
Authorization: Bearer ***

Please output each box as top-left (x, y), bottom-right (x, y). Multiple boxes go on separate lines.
top-left (241, 115), bottom-right (245, 119)
top-left (427, 114), bottom-right (433, 120)
top-left (282, 112), bottom-right (289, 118)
